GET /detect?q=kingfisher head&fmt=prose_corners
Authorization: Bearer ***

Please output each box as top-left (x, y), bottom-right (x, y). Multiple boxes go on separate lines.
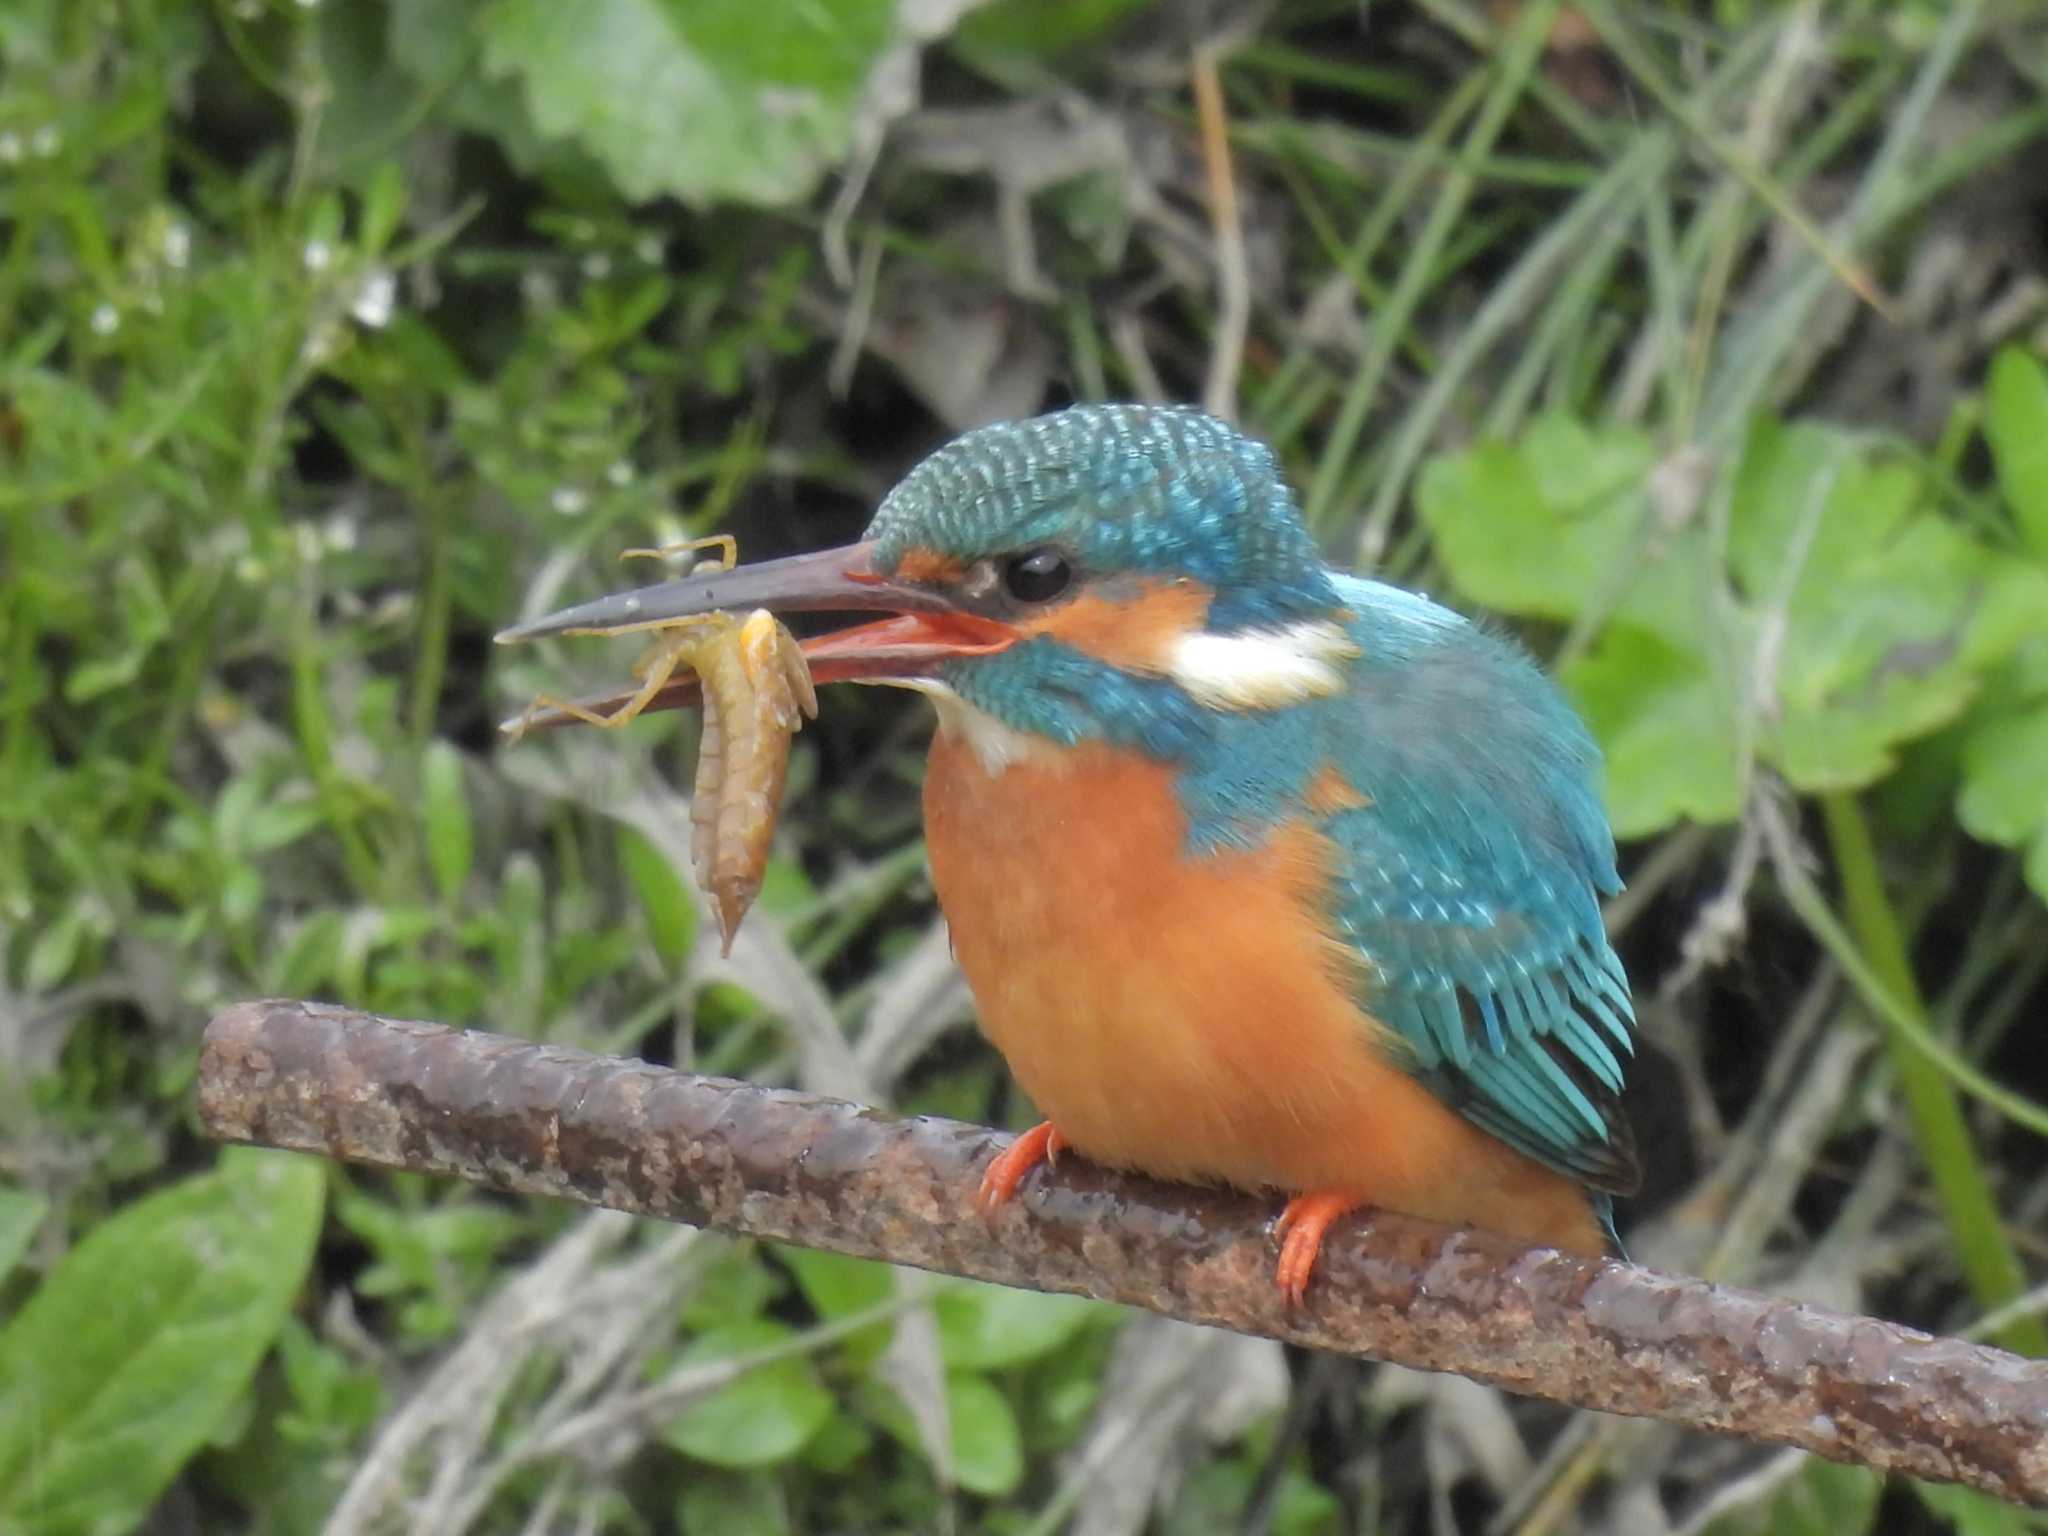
top-left (499, 405), bottom-right (1358, 762)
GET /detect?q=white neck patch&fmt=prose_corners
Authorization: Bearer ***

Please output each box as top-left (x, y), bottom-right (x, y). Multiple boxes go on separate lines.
top-left (890, 678), bottom-right (1053, 776)
top-left (1167, 620), bottom-right (1358, 711)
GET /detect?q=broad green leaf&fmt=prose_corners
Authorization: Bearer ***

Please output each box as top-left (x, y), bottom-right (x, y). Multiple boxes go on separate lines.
top-left (940, 1371), bottom-right (1023, 1497)
top-left (421, 740), bottom-right (473, 903)
top-left (1986, 345), bottom-right (2048, 557)
top-left (677, 1471), bottom-right (792, 1536)
top-left (678, 1249), bottom-right (781, 1331)
top-left (953, 0), bottom-right (1152, 64)
top-left (1420, 417), bottom-right (1737, 835)
top-left (1563, 624), bottom-right (1743, 837)
top-left (1701, 1458), bottom-right (1879, 1536)
top-left (1958, 641), bottom-right (2048, 903)
top-left (932, 1278), bottom-right (1100, 1371)
top-left (312, 2), bottom-right (420, 185)
top-left (662, 1320), bottom-right (836, 1468)
top-left (1912, 1478), bottom-right (2048, 1536)
top-left (0, 1186), bottom-right (49, 1288)
top-left (871, 1370), bottom-right (1023, 1497)
top-left (1728, 419), bottom-right (2048, 791)
top-left (799, 1411), bottom-right (874, 1474)
top-left (25, 905), bottom-right (92, 992)
top-left (780, 1248), bottom-right (892, 1321)
top-left (389, 0), bottom-right (580, 176)
top-left (1958, 703), bottom-right (2048, 847)
top-left (274, 1317), bottom-right (383, 1439)
top-left (1166, 1454), bottom-right (1340, 1536)
top-left (479, 0), bottom-right (980, 207)
top-left (778, 1247), bottom-right (895, 1366)
top-left (620, 823), bottom-right (697, 968)
top-left (1426, 414), bottom-right (2048, 818)
top-left (1418, 417), bottom-right (1657, 623)
top-left (0, 1149), bottom-right (325, 1536)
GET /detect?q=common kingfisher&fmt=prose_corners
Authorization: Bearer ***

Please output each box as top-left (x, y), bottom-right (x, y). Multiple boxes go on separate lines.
top-left (502, 404), bottom-right (1640, 1301)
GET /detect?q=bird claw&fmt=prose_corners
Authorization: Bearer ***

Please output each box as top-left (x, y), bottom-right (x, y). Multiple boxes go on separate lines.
top-left (976, 1121), bottom-right (1069, 1214)
top-left (1272, 1191), bottom-right (1362, 1306)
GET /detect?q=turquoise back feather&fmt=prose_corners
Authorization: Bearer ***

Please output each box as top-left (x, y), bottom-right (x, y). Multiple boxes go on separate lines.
top-left (1312, 575), bottom-right (1638, 1194)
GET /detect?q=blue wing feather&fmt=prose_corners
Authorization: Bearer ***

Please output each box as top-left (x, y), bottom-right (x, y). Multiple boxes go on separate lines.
top-left (1315, 575), bottom-right (1640, 1193)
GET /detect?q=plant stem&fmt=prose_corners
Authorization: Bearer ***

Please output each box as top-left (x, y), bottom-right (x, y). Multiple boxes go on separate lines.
top-left (1302, 0), bottom-right (1556, 540)
top-left (1819, 792), bottom-right (2045, 1357)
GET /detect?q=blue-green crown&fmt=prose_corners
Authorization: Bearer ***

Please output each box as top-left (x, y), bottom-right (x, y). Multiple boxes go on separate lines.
top-left (866, 404), bottom-right (1339, 628)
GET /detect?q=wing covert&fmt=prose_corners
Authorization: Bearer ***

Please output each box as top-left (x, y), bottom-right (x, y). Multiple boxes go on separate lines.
top-left (1318, 577), bottom-right (1640, 1194)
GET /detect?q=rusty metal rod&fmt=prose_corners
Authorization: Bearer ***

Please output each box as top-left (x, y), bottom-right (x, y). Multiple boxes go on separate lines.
top-left (198, 999), bottom-right (2048, 1507)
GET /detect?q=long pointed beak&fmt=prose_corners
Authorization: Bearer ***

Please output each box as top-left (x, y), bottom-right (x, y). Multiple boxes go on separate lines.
top-left (495, 541), bottom-right (953, 643)
top-left (496, 539), bottom-right (1017, 733)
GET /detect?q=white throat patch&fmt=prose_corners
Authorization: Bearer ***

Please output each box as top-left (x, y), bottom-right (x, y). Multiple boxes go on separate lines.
top-left (891, 679), bottom-right (1051, 776)
top-left (1166, 621), bottom-right (1358, 710)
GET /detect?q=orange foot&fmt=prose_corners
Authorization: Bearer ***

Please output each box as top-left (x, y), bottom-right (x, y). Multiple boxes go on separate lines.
top-left (977, 1121), bottom-right (1070, 1213)
top-left (1273, 1190), bottom-right (1365, 1306)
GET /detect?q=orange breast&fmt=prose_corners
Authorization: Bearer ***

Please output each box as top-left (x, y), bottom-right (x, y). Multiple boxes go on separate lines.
top-left (923, 727), bottom-right (1606, 1255)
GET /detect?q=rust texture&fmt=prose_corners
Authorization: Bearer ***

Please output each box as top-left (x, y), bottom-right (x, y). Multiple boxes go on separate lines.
top-left (199, 1000), bottom-right (2048, 1507)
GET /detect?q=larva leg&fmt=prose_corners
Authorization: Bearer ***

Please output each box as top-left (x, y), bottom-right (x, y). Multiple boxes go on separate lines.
top-left (619, 533), bottom-right (736, 576)
top-left (509, 625), bottom-right (707, 737)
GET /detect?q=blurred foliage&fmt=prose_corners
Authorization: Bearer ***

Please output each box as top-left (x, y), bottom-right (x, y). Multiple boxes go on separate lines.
top-left (3, 0), bottom-right (2048, 1531)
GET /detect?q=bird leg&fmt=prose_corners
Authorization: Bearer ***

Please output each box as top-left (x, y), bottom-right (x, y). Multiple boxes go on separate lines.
top-left (1273, 1190), bottom-right (1365, 1306)
top-left (976, 1121), bottom-right (1070, 1212)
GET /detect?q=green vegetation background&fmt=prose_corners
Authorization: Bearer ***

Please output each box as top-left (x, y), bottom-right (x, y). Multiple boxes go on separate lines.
top-left (4, 1), bottom-right (2048, 1532)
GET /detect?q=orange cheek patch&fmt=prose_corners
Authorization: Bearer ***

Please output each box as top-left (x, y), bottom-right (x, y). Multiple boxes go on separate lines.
top-left (1304, 765), bottom-right (1369, 814)
top-left (1027, 580), bottom-right (1212, 673)
top-left (893, 548), bottom-right (968, 584)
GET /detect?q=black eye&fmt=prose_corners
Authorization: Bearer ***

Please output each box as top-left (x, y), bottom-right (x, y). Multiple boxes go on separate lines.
top-left (1001, 548), bottom-right (1073, 604)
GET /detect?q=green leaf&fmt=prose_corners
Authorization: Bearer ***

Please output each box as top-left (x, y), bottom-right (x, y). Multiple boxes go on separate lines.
top-left (1729, 420), bottom-right (2048, 792)
top-left (662, 1320), bottom-right (836, 1469)
top-left (1958, 640), bottom-right (2048, 903)
top-left (359, 159), bottom-right (408, 255)
top-left (478, 0), bottom-right (974, 207)
top-left (388, 0), bottom-right (581, 177)
top-left (939, 1371), bottom-right (1023, 1497)
top-left (1912, 1478), bottom-right (2048, 1536)
top-left (1425, 414), bottom-right (2048, 831)
top-left (0, 1149), bottom-right (325, 1536)
top-left (952, 0), bottom-right (1151, 65)
top-left (781, 1248), bottom-right (893, 1320)
top-left (1958, 702), bottom-right (2048, 847)
top-left (421, 740), bottom-right (473, 904)
top-left (1419, 417), bottom-right (1736, 834)
top-left (25, 905), bottom-right (93, 992)
top-left (310, 4), bottom-right (420, 185)
top-left (1986, 345), bottom-right (2048, 557)
top-left (1418, 416), bottom-right (1659, 624)
top-left (777, 1246), bottom-right (897, 1366)
top-left (1563, 624), bottom-right (1743, 837)
top-left (1701, 1458), bottom-right (1879, 1536)
top-left (620, 823), bottom-right (697, 968)
top-left (274, 1317), bottom-right (383, 1441)
top-left (932, 1278), bottom-right (1100, 1371)
top-left (677, 1471), bottom-right (792, 1536)
top-left (800, 1410), bottom-right (874, 1473)
top-left (870, 1370), bottom-right (1024, 1497)
top-left (0, 1186), bottom-right (49, 1289)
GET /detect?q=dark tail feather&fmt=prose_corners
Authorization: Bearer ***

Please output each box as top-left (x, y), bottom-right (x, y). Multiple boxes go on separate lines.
top-left (1592, 1193), bottom-right (1628, 1262)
